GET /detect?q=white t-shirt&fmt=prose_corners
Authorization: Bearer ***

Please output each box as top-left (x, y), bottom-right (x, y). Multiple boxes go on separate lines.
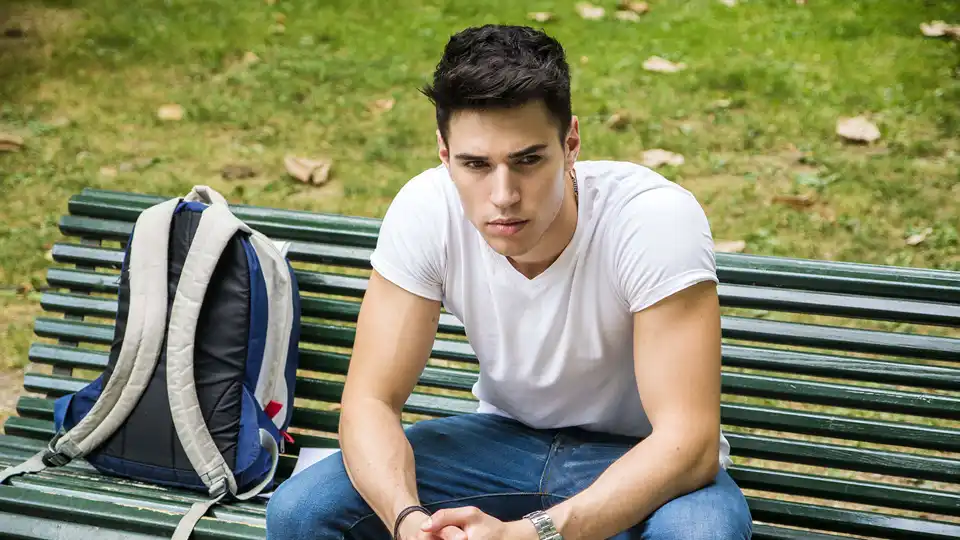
top-left (369, 160), bottom-right (731, 467)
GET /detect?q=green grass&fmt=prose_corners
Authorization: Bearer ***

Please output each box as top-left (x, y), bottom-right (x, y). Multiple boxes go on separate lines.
top-left (0, 1), bottom-right (958, 338)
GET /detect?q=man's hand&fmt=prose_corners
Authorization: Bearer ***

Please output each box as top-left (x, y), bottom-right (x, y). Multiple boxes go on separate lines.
top-left (418, 507), bottom-right (537, 540)
top-left (398, 510), bottom-right (470, 540)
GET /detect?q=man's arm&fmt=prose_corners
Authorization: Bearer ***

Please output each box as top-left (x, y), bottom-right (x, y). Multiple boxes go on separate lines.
top-left (543, 280), bottom-right (723, 540)
top-left (339, 269), bottom-right (442, 536)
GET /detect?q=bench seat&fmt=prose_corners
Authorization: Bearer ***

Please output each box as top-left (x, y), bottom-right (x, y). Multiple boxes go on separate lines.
top-left (1, 188), bottom-right (958, 539)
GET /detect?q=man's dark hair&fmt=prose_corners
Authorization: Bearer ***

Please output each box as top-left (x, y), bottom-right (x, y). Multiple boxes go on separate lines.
top-left (421, 24), bottom-right (572, 144)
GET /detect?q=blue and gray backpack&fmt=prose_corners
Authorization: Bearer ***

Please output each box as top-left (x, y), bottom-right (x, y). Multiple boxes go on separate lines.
top-left (0, 186), bottom-right (301, 538)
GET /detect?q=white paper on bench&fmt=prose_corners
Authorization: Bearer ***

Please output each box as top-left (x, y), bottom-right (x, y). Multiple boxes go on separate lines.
top-left (257, 448), bottom-right (341, 499)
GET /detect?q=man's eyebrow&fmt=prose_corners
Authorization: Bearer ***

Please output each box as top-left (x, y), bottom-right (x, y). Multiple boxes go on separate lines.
top-left (453, 144), bottom-right (548, 161)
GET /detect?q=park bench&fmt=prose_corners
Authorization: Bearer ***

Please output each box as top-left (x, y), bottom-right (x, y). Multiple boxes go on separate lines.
top-left (0, 187), bottom-right (958, 539)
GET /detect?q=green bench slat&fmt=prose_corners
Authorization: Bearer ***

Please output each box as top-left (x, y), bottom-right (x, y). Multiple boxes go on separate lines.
top-left (748, 497), bottom-right (960, 540)
top-left (730, 466), bottom-right (960, 518)
top-left (722, 344), bottom-right (960, 392)
top-left (725, 432), bottom-right (960, 484)
top-left (0, 484), bottom-right (264, 540)
top-left (76, 188), bottom-right (381, 232)
top-left (722, 316), bottom-right (960, 362)
top-left (67, 199), bottom-right (379, 248)
top-left (31, 316), bottom-right (960, 420)
top-left (21, 374), bottom-right (960, 485)
top-left (749, 524), bottom-right (850, 540)
top-left (72, 189), bottom-right (960, 303)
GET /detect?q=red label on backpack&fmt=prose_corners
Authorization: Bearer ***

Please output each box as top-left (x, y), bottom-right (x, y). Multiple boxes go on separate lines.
top-left (265, 400), bottom-right (283, 419)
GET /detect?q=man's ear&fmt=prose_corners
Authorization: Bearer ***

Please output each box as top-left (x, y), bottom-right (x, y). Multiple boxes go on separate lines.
top-left (565, 116), bottom-right (581, 172)
top-left (437, 129), bottom-right (450, 167)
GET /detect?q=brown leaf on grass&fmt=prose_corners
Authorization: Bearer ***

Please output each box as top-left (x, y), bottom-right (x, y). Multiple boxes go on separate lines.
top-left (773, 193), bottom-right (817, 209)
top-left (99, 166), bottom-right (118, 178)
top-left (0, 133), bottom-right (24, 152)
top-left (920, 21), bottom-right (960, 38)
top-left (285, 156), bottom-right (332, 186)
top-left (605, 112), bottom-right (631, 130)
top-left (264, 0), bottom-right (276, 4)
top-left (580, 55), bottom-right (590, 64)
top-left (528, 12), bottom-right (554, 23)
top-left (795, 0), bottom-right (806, 4)
top-left (615, 11), bottom-right (642, 22)
top-left (641, 149), bottom-right (685, 168)
top-left (836, 116), bottom-right (880, 143)
top-left (715, 240), bottom-right (747, 253)
top-left (906, 228), bottom-right (933, 246)
top-left (157, 104), bottom-right (184, 121)
top-left (242, 51), bottom-right (260, 65)
top-left (270, 23), bottom-right (286, 34)
top-left (618, 1), bottom-right (650, 14)
top-left (369, 98), bottom-right (395, 113)
top-left (274, 12), bottom-right (287, 24)
top-left (221, 164), bottom-right (258, 180)
top-left (642, 56), bottom-right (687, 73)
top-left (576, 3), bottom-right (605, 20)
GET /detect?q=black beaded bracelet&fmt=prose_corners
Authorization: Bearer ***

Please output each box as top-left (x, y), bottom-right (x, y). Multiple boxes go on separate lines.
top-left (393, 505), bottom-right (431, 540)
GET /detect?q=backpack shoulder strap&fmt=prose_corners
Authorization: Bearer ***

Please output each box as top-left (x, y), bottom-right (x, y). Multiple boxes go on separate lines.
top-left (166, 201), bottom-right (250, 498)
top-left (0, 198), bottom-right (178, 483)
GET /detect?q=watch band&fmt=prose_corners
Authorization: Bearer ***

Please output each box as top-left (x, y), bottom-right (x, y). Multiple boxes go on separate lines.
top-left (523, 510), bottom-right (563, 540)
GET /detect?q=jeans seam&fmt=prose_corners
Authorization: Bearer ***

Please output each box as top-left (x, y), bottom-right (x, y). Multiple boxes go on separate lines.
top-left (538, 434), bottom-right (561, 510)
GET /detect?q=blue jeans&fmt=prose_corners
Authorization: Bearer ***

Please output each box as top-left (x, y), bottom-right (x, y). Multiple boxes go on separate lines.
top-left (266, 413), bottom-right (752, 539)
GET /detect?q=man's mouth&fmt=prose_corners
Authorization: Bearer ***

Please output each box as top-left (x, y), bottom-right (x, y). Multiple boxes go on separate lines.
top-left (486, 219), bottom-right (528, 237)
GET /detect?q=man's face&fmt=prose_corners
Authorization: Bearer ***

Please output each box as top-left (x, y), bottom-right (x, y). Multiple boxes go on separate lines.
top-left (439, 100), bottom-right (579, 260)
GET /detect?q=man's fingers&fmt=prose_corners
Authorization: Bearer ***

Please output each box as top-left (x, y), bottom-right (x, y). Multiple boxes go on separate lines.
top-left (437, 526), bottom-right (467, 540)
top-left (421, 507), bottom-right (481, 532)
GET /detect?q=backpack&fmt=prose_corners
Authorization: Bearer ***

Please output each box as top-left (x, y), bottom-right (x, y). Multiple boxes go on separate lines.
top-left (0, 186), bottom-right (301, 539)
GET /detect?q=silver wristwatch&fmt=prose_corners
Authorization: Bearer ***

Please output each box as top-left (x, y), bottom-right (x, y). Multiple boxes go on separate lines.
top-left (523, 510), bottom-right (563, 540)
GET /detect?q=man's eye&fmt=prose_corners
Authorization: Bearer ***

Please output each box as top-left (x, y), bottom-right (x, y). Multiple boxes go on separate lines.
top-left (518, 155), bottom-right (542, 165)
top-left (465, 161), bottom-right (487, 170)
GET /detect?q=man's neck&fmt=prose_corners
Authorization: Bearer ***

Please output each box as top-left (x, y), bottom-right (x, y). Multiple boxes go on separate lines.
top-left (508, 175), bottom-right (579, 279)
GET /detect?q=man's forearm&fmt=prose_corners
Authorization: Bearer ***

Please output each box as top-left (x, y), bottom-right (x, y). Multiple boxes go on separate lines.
top-left (545, 430), bottom-right (719, 540)
top-left (339, 397), bottom-right (421, 531)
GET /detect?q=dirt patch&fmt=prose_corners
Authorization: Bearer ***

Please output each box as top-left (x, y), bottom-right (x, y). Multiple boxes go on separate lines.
top-left (0, 367), bottom-right (24, 429)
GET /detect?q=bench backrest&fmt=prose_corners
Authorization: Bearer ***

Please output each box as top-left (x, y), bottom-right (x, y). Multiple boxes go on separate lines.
top-left (9, 188), bottom-right (960, 539)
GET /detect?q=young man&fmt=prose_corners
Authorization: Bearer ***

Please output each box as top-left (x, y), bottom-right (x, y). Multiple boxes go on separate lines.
top-left (266, 24), bottom-right (752, 540)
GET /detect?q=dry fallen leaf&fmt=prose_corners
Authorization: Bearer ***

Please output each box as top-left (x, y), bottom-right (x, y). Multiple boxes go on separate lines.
top-left (618, 1), bottom-right (650, 13)
top-left (580, 55), bottom-right (590, 64)
top-left (605, 112), bottom-right (631, 130)
top-left (906, 228), bottom-right (933, 246)
top-left (641, 149), bottom-right (685, 168)
top-left (528, 12), bottom-right (554, 23)
top-left (920, 21), bottom-right (960, 38)
top-left (720, 0), bottom-right (737, 6)
top-left (615, 11), bottom-right (642, 22)
top-left (285, 155), bottom-right (332, 186)
top-left (773, 193), bottom-right (817, 209)
top-left (715, 240), bottom-right (747, 253)
top-left (643, 56), bottom-right (687, 73)
top-left (796, 0), bottom-right (806, 4)
top-left (99, 166), bottom-right (118, 178)
top-left (0, 133), bottom-right (24, 152)
top-left (274, 12), bottom-right (287, 24)
top-left (264, 0), bottom-right (276, 4)
top-left (157, 104), bottom-right (184, 121)
top-left (270, 23), bottom-right (286, 34)
top-left (370, 98), bottom-right (395, 113)
top-left (242, 51), bottom-right (260, 65)
top-left (576, 2), bottom-right (605, 20)
top-left (836, 116), bottom-right (880, 143)
top-left (221, 164), bottom-right (257, 180)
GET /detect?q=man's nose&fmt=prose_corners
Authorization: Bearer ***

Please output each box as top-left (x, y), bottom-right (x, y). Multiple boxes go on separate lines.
top-left (490, 165), bottom-right (520, 209)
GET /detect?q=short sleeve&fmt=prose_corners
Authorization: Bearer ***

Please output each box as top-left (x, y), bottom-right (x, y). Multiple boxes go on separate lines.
top-left (369, 171), bottom-right (448, 302)
top-left (613, 186), bottom-right (718, 312)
